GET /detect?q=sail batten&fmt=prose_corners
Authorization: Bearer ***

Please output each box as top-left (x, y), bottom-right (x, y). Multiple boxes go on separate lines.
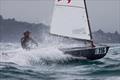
top-left (56, 5), bottom-right (85, 9)
top-left (50, 0), bottom-right (91, 40)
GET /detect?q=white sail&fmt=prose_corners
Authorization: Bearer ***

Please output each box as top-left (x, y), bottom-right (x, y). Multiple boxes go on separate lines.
top-left (50, 0), bottom-right (91, 40)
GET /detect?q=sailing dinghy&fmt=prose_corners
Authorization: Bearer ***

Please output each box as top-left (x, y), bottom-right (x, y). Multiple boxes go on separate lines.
top-left (50, 0), bottom-right (109, 60)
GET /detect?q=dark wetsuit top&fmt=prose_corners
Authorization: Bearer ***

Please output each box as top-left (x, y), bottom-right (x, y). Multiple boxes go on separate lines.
top-left (21, 36), bottom-right (37, 50)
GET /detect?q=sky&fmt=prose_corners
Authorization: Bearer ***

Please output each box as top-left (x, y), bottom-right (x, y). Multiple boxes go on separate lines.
top-left (0, 0), bottom-right (120, 33)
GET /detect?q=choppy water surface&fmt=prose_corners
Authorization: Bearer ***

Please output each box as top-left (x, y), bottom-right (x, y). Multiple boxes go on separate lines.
top-left (0, 43), bottom-right (120, 80)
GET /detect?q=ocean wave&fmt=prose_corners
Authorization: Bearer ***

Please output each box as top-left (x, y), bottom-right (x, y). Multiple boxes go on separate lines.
top-left (0, 43), bottom-right (120, 80)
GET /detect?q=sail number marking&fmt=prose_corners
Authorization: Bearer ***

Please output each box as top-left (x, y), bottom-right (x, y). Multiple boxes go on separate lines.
top-left (95, 48), bottom-right (107, 54)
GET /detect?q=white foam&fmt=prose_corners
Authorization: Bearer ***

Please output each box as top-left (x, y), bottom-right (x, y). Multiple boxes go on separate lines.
top-left (0, 45), bottom-right (72, 66)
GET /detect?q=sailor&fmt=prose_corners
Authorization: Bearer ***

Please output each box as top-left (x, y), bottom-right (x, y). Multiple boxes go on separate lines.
top-left (21, 31), bottom-right (38, 50)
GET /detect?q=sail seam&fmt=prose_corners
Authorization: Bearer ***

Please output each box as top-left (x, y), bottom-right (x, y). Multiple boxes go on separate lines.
top-left (56, 5), bottom-right (85, 9)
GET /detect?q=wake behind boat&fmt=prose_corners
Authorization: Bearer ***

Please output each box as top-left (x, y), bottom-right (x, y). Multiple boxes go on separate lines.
top-left (50, 0), bottom-right (109, 60)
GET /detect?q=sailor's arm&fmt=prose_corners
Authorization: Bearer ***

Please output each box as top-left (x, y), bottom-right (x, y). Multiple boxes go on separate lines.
top-left (20, 37), bottom-right (25, 48)
top-left (30, 38), bottom-right (38, 46)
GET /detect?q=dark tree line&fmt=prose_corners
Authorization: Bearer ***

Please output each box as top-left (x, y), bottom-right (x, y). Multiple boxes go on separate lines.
top-left (0, 15), bottom-right (120, 43)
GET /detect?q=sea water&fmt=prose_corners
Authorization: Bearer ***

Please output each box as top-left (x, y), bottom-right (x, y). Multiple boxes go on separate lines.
top-left (0, 42), bottom-right (120, 80)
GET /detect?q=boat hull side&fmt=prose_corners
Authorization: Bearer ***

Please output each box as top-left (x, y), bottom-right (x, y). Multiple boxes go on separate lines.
top-left (61, 46), bottom-right (109, 60)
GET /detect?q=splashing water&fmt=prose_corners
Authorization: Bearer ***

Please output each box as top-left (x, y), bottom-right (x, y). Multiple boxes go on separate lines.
top-left (0, 43), bottom-right (73, 66)
top-left (0, 42), bottom-right (120, 80)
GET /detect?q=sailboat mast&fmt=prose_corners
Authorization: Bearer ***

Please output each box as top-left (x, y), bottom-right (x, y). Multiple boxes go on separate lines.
top-left (84, 0), bottom-right (93, 41)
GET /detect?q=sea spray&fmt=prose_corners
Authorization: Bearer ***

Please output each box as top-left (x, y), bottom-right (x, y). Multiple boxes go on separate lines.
top-left (0, 44), bottom-right (72, 66)
top-left (0, 43), bottom-right (120, 80)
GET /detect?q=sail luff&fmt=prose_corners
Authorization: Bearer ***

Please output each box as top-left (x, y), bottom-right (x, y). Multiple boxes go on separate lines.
top-left (84, 0), bottom-right (93, 40)
top-left (84, 0), bottom-right (95, 47)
